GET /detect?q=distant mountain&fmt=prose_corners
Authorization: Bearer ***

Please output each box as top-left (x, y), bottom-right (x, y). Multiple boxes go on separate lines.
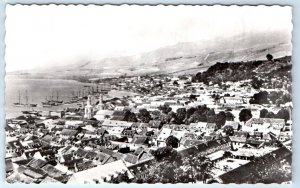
top-left (17, 31), bottom-right (292, 78)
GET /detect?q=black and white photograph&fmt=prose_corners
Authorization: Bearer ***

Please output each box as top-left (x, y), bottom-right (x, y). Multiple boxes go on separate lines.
top-left (4, 4), bottom-right (292, 184)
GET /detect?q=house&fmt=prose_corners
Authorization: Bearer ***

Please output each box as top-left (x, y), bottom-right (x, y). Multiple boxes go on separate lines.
top-left (207, 150), bottom-right (225, 163)
top-left (42, 164), bottom-right (66, 180)
top-left (124, 148), bottom-right (153, 165)
top-left (101, 120), bottom-right (132, 129)
top-left (182, 139), bottom-right (205, 148)
top-left (40, 176), bottom-right (62, 183)
top-left (94, 110), bottom-right (114, 121)
top-left (110, 110), bottom-right (127, 121)
top-left (67, 160), bottom-right (134, 184)
top-left (27, 158), bottom-right (48, 169)
top-left (206, 123), bottom-right (217, 134)
top-left (121, 129), bottom-right (136, 138)
top-left (6, 159), bottom-right (14, 173)
top-left (148, 120), bottom-right (162, 129)
top-left (245, 118), bottom-right (285, 131)
top-left (6, 140), bottom-right (24, 158)
top-left (60, 129), bottom-right (78, 139)
top-left (131, 136), bottom-right (149, 146)
top-left (156, 128), bottom-right (172, 147)
top-left (106, 127), bottom-right (124, 137)
top-left (230, 136), bottom-right (247, 149)
top-left (223, 121), bottom-right (240, 130)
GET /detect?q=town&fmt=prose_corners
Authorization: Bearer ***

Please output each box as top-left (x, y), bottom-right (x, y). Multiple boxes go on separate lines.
top-left (5, 55), bottom-right (292, 184)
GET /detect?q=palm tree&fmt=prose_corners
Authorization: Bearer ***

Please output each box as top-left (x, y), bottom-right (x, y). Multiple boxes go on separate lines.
top-left (182, 154), bottom-right (214, 183)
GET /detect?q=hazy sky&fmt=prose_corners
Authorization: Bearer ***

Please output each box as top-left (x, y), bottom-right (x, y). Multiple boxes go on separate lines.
top-left (5, 5), bottom-right (292, 72)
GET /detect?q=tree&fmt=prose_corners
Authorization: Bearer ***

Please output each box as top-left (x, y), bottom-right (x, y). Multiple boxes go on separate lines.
top-left (186, 107), bottom-right (196, 119)
top-left (276, 108), bottom-right (290, 122)
top-left (265, 112), bottom-right (276, 118)
top-left (224, 125), bottom-right (234, 136)
top-left (260, 109), bottom-right (269, 118)
top-left (175, 108), bottom-right (186, 124)
top-left (151, 110), bottom-right (161, 120)
top-left (250, 91), bottom-right (269, 104)
top-left (131, 149), bottom-right (215, 183)
top-left (266, 54), bottom-right (274, 62)
top-left (167, 111), bottom-right (177, 124)
top-left (166, 135), bottom-right (180, 148)
top-left (182, 154), bottom-right (214, 183)
top-left (251, 77), bottom-right (263, 90)
top-left (239, 109), bottom-right (252, 123)
top-left (123, 110), bottom-right (138, 122)
top-left (173, 80), bottom-right (179, 86)
top-left (189, 94), bottom-right (197, 101)
top-left (215, 111), bottom-right (226, 129)
top-left (158, 104), bottom-right (172, 114)
top-left (138, 109), bottom-right (151, 123)
top-left (225, 111), bottom-right (235, 121)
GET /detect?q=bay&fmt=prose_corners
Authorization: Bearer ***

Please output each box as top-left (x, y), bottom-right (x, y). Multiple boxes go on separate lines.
top-left (5, 75), bottom-right (137, 119)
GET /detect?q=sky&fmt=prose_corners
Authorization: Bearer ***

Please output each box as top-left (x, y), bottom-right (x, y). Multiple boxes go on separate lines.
top-left (5, 5), bottom-right (292, 72)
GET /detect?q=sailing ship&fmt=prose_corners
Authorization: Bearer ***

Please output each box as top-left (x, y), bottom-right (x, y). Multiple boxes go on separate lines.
top-left (42, 91), bottom-right (64, 107)
top-left (42, 96), bottom-right (53, 107)
top-left (13, 91), bottom-right (25, 107)
top-left (25, 90), bottom-right (38, 107)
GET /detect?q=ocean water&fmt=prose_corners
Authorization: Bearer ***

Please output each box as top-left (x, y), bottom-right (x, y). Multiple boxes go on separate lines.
top-left (5, 76), bottom-right (99, 119)
top-left (5, 76), bottom-right (138, 119)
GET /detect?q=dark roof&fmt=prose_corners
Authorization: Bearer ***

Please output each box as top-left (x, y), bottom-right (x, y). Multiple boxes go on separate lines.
top-left (112, 110), bottom-right (127, 117)
top-left (6, 159), bottom-right (14, 173)
top-left (99, 148), bottom-right (126, 161)
top-left (41, 135), bottom-right (54, 143)
top-left (64, 158), bottom-right (84, 168)
top-left (60, 129), bottom-right (78, 136)
top-left (74, 148), bottom-right (88, 158)
top-left (233, 131), bottom-right (250, 138)
top-left (218, 147), bottom-right (292, 184)
top-left (97, 128), bottom-right (108, 135)
top-left (42, 164), bottom-right (65, 179)
top-left (62, 153), bottom-right (73, 162)
top-left (134, 147), bottom-right (145, 156)
top-left (27, 158), bottom-right (48, 169)
top-left (77, 160), bottom-right (97, 171)
top-left (111, 116), bottom-right (125, 121)
top-left (124, 153), bottom-right (139, 164)
top-left (148, 120), bottom-right (162, 128)
top-left (23, 166), bottom-right (47, 179)
top-left (131, 136), bottom-right (149, 145)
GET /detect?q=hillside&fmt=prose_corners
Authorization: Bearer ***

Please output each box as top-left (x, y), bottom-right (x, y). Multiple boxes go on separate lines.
top-left (192, 56), bottom-right (292, 84)
top-left (10, 31), bottom-right (292, 79)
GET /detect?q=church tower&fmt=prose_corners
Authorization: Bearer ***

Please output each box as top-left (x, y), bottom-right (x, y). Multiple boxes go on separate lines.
top-left (97, 93), bottom-right (104, 110)
top-left (84, 95), bottom-right (94, 119)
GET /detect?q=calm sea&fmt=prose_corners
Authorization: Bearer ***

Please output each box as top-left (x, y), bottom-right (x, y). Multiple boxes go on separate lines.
top-left (5, 76), bottom-right (136, 119)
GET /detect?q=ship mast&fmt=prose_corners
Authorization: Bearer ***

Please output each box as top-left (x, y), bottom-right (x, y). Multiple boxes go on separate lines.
top-left (18, 90), bottom-right (21, 104)
top-left (25, 90), bottom-right (28, 105)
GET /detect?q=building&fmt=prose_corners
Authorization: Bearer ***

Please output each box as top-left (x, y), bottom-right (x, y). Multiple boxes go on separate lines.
top-left (67, 160), bottom-right (134, 184)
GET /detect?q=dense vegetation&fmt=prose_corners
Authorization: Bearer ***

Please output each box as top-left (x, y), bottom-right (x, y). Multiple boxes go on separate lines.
top-left (192, 56), bottom-right (291, 85)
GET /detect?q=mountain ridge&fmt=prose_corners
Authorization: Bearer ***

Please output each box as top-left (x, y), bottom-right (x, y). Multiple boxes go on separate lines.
top-left (9, 31), bottom-right (292, 79)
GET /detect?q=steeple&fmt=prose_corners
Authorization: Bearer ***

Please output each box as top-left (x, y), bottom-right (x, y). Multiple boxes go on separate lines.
top-left (97, 93), bottom-right (104, 110)
top-left (84, 95), bottom-right (94, 119)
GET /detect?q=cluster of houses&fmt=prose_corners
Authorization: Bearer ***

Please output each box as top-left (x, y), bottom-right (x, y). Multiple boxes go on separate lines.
top-left (5, 74), bottom-right (292, 184)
